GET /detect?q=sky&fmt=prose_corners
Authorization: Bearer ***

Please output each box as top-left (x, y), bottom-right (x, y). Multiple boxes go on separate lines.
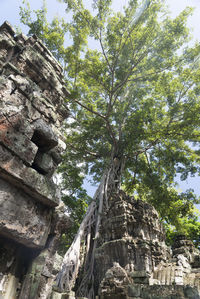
top-left (0, 0), bottom-right (200, 198)
top-left (0, 0), bottom-right (200, 41)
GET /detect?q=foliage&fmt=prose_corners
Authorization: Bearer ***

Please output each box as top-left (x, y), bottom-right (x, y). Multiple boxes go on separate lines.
top-left (165, 207), bottom-right (200, 249)
top-left (19, 0), bottom-right (200, 247)
top-left (20, 0), bottom-right (68, 62)
top-left (58, 189), bottom-right (89, 255)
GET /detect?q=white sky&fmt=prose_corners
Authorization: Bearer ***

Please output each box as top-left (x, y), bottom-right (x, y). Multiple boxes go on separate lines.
top-left (0, 0), bottom-right (200, 198)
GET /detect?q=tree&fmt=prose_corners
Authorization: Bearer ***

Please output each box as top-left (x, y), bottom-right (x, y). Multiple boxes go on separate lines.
top-left (20, 0), bottom-right (200, 297)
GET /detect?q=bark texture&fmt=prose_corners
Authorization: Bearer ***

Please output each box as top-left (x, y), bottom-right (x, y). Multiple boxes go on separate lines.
top-left (57, 155), bottom-right (125, 298)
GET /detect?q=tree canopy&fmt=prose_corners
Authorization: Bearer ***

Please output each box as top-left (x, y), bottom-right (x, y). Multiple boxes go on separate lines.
top-left (19, 0), bottom-right (200, 294)
top-left (20, 0), bottom-right (200, 240)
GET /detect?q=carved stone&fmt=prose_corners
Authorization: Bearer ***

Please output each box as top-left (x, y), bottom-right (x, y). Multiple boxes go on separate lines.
top-left (94, 191), bottom-right (200, 299)
top-left (0, 21), bottom-right (70, 299)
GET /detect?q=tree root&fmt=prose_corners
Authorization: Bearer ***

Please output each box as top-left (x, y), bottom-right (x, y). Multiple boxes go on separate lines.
top-left (56, 157), bottom-right (124, 298)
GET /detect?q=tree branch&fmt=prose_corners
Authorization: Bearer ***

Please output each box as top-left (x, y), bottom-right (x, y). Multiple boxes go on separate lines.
top-left (99, 27), bottom-right (112, 74)
top-left (83, 70), bottom-right (110, 94)
top-left (73, 99), bottom-right (118, 147)
top-left (73, 98), bottom-right (106, 120)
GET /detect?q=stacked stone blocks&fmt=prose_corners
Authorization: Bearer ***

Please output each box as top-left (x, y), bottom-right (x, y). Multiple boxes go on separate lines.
top-left (0, 21), bottom-right (70, 299)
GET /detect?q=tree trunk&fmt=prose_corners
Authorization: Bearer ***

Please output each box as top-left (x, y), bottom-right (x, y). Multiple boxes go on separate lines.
top-left (56, 155), bottom-right (124, 298)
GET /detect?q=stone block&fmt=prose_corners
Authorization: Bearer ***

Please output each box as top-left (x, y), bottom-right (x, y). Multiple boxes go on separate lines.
top-left (133, 277), bottom-right (149, 284)
top-left (0, 178), bottom-right (51, 248)
top-left (50, 145), bottom-right (63, 164)
top-left (174, 276), bottom-right (183, 285)
top-left (0, 21), bottom-right (15, 37)
top-left (51, 291), bottom-right (75, 299)
top-left (0, 117), bottom-right (38, 165)
top-left (128, 284), bottom-right (141, 297)
top-left (131, 271), bottom-right (151, 278)
top-left (33, 151), bottom-right (56, 175)
top-left (149, 278), bottom-right (160, 285)
top-left (32, 118), bottom-right (58, 152)
top-left (0, 273), bottom-right (19, 299)
top-left (32, 95), bottom-right (57, 122)
top-left (184, 285), bottom-right (200, 299)
top-left (51, 292), bottom-right (63, 299)
top-left (175, 266), bottom-right (183, 277)
top-left (52, 253), bottom-right (63, 275)
top-left (8, 73), bottom-right (36, 98)
top-left (0, 144), bottom-right (59, 207)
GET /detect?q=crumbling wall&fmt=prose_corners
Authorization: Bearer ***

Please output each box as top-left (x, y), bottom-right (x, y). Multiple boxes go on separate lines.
top-left (95, 191), bottom-right (200, 299)
top-left (0, 21), bottom-right (70, 299)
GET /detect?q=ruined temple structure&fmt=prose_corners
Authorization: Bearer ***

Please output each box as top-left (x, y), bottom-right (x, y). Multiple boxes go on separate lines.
top-left (94, 191), bottom-right (200, 299)
top-left (0, 21), bottom-right (200, 299)
top-left (0, 21), bottom-right (71, 298)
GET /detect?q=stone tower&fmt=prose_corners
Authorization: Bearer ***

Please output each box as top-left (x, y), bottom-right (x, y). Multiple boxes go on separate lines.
top-left (0, 21), bottom-right (70, 299)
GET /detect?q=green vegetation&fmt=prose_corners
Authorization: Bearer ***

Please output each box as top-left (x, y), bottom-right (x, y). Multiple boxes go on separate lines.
top-left (20, 0), bottom-right (200, 295)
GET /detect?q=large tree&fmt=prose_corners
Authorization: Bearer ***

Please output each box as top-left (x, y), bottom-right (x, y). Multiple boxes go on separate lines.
top-left (20, 0), bottom-right (200, 297)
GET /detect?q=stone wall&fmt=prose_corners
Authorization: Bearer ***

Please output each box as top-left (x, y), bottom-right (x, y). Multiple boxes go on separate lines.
top-left (0, 21), bottom-right (70, 299)
top-left (95, 191), bottom-right (200, 299)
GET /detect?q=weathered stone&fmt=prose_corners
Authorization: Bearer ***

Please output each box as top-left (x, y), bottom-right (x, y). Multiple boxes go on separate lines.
top-left (50, 145), bottom-right (63, 164)
top-left (0, 236), bottom-right (37, 299)
top-left (32, 118), bottom-right (58, 152)
top-left (0, 20), bottom-right (70, 299)
top-left (95, 191), bottom-right (168, 297)
top-left (51, 292), bottom-right (63, 299)
top-left (33, 151), bottom-right (56, 175)
top-left (18, 205), bottom-right (71, 299)
top-left (93, 191), bottom-right (200, 299)
top-left (0, 178), bottom-right (51, 248)
top-left (0, 116), bottom-right (38, 165)
top-left (52, 253), bottom-right (63, 275)
top-left (184, 285), bottom-right (200, 299)
top-left (131, 271), bottom-right (151, 278)
top-left (0, 143), bottom-right (59, 207)
top-left (51, 291), bottom-right (75, 299)
top-left (0, 21), bottom-right (15, 35)
top-left (32, 95), bottom-right (58, 122)
top-left (98, 262), bottom-right (131, 298)
top-left (128, 285), bottom-right (141, 297)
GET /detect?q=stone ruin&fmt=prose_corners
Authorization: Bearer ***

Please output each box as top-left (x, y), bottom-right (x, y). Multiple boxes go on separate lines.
top-left (0, 21), bottom-right (200, 299)
top-left (0, 21), bottom-right (70, 299)
top-left (95, 191), bottom-right (200, 299)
